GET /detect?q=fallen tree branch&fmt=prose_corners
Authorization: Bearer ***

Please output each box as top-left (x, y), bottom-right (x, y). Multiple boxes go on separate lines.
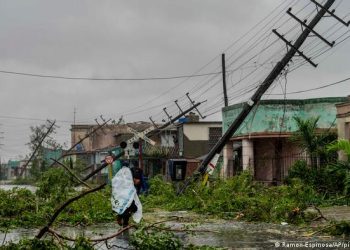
top-left (81, 151), bottom-right (124, 182)
top-left (50, 229), bottom-right (66, 248)
top-left (51, 158), bottom-right (91, 189)
top-left (47, 225), bottom-right (134, 242)
top-left (105, 240), bottom-right (131, 250)
top-left (304, 224), bottom-right (334, 237)
top-left (151, 225), bottom-right (219, 234)
top-left (36, 183), bottom-right (107, 239)
top-left (143, 216), bottom-right (180, 230)
top-left (312, 205), bottom-right (328, 221)
top-left (1, 228), bottom-right (8, 246)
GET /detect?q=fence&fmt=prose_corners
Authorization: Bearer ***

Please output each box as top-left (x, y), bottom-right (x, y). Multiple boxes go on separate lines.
top-left (253, 152), bottom-right (337, 184)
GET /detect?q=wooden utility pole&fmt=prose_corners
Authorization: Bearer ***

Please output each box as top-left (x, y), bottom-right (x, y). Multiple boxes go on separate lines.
top-left (222, 53), bottom-right (228, 107)
top-left (178, 0), bottom-right (344, 194)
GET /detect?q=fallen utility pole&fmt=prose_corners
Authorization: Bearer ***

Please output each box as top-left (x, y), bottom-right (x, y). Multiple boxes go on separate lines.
top-left (51, 158), bottom-right (92, 189)
top-left (178, 0), bottom-right (340, 194)
top-left (19, 120), bottom-right (56, 177)
top-left (48, 118), bottom-right (111, 169)
top-left (147, 101), bottom-right (205, 137)
top-left (81, 150), bottom-right (124, 182)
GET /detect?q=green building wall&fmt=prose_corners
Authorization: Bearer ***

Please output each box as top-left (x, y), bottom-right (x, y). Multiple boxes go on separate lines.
top-left (222, 97), bottom-right (348, 136)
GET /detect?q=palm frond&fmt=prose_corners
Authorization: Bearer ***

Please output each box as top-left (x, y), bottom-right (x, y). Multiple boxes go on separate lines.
top-left (327, 139), bottom-right (350, 160)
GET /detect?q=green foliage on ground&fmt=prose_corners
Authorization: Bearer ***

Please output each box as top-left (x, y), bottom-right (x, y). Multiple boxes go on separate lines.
top-left (130, 223), bottom-right (183, 250)
top-left (129, 222), bottom-right (224, 250)
top-left (1, 167), bottom-right (347, 230)
top-left (0, 238), bottom-right (60, 250)
top-left (325, 221), bottom-right (350, 236)
top-left (36, 168), bottom-right (74, 204)
top-left (0, 167), bottom-right (113, 229)
top-left (0, 188), bottom-right (45, 228)
top-left (285, 159), bottom-right (350, 205)
top-left (0, 237), bottom-right (95, 250)
top-left (142, 172), bottom-right (317, 224)
top-left (57, 186), bottom-right (114, 225)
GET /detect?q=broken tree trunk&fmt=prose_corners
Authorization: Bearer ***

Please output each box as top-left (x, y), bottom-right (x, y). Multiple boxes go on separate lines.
top-left (36, 183), bottom-right (106, 239)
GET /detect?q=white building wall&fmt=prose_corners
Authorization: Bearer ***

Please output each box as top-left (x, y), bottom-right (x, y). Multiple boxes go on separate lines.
top-left (242, 139), bottom-right (254, 172)
top-left (183, 123), bottom-right (221, 141)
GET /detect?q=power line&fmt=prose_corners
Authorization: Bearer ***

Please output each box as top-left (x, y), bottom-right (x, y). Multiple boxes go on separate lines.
top-left (268, 76), bottom-right (350, 95)
top-left (0, 115), bottom-right (72, 123)
top-left (0, 69), bottom-right (221, 81)
top-left (136, 0), bottom-right (300, 115)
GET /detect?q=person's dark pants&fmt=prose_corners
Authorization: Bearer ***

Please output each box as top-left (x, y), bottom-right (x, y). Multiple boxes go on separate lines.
top-left (117, 201), bottom-right (138, 227)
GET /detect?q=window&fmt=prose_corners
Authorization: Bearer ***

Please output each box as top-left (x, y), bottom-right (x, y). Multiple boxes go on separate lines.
top-left (209, 127), bottom-right (222, 149)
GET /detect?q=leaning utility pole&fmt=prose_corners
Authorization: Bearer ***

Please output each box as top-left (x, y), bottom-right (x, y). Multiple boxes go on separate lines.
top-left (147, 101), bottom-right (205, 137)
top-left (179, 0), bottom-right (346, 193)
top-left (20, 120), bottom-right (56, 177)
top-left (222, 53), bottom-right (228, 107)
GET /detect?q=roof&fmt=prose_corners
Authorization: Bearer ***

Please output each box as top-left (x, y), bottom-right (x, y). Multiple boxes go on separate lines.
top-left (222, 97), bottom-right (348, 136)
top-left (182, 121), bottom-right (221, 124)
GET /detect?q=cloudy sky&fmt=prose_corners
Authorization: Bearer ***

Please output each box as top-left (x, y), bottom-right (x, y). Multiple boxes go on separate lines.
top-left (0, 0), bottom-right (350, 161)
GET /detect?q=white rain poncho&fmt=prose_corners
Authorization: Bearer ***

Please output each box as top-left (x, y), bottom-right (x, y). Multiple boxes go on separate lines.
top-left (111, 166), bottom-right (142, 223)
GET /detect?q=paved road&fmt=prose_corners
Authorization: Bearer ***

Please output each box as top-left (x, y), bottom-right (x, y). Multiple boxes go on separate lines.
top-left (320, 206), bottom-right (350, 221)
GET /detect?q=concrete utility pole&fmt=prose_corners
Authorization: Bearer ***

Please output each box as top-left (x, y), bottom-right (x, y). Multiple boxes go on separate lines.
top-left (178, 0), bottom-right (345, 194)
top-left (122, 101), bottom-right (205, 168)
top-left (20, 120), bottom-right (56, 177)
top-left (222, 53), bottom-right (228, 107)
top-left (147, 101), bottom-right (205, 137)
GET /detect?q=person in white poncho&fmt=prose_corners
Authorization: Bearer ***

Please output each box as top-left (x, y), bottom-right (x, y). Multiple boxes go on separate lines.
top-left (105, 157), bottom-right (142, 227)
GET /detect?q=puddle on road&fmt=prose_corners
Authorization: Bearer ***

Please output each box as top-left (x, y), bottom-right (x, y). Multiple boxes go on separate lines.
top-left (1, 210), bottom-right (349, 249)
top-left (0, 223), bottom-right (345, 249)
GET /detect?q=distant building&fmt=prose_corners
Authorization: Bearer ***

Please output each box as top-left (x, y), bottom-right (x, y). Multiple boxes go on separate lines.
top-left (71, 122), bottom-right (176, 152)
top-left (5, 159), bottom-right (31, 179)
top-left (70, 117), bottom-right (223, 181)
top-left (70, 122), bottom-right (177, 180)
top-left (221, 97), bottom-right (348, 184)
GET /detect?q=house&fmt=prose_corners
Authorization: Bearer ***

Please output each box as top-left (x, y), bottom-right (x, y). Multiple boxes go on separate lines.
top-left (336, 96), bottom-right (350, 161)
top-left (71, 122), bottom-right (177, 152)
top-left (70, 122), bottom-right (177, 180)
top-left (177, 112), bottom-right (222, 159)
top-left (173, 112), bottom-right (222, 178)
top-left (5, 159), bottom-right (31, 179)
top-left (7, 160), bottom-right (20, 179)
top-left (70, 116), bottom-right (223, 181)
top-left (221, 97), bottom-right (348, 184)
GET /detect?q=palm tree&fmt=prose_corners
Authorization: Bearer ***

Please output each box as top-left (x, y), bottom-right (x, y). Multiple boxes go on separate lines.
top-left (290, 116), bottom-right (336, 168)
top-left (327, 139), bottom-right (350, 195)
top-left (327, 139), bottom-right (350, 161)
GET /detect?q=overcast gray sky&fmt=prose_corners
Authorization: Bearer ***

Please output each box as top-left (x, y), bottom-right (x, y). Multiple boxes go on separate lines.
top-left (1, 0), bottom-right (350, 161)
